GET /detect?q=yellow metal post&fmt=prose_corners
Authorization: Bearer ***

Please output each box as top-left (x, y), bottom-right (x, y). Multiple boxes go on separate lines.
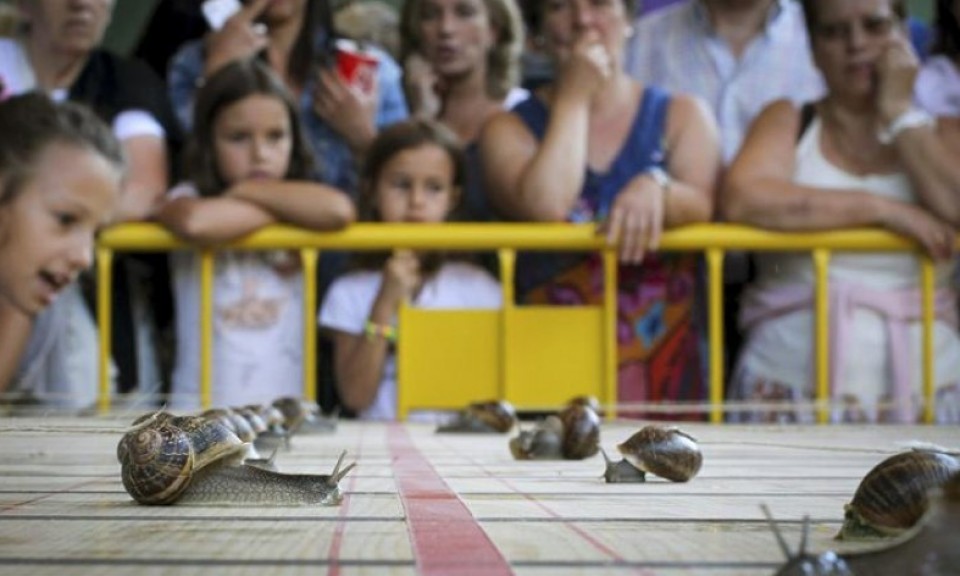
top-left (920, 258), bottom-right (935, 424)
top-left (812, 249), bottom-right (831, 424)
top-left (397, 301), bottom-right (409, 421)
top-left (498, 249), bottom-right (516, 401)
top-left (200, 251), bottom-right (214, 410)
top-left (96, 248), bottom-right (113, 414)
top-left (706, 249), bottom-right (725, 424)
top-left (603, 251), bottom-right (617, 420)
top-left (300, 249), bottom-right (319, 403)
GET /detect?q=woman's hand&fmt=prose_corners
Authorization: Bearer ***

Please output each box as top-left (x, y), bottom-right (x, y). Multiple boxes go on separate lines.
top-left (203, 0), bottom-right (272, 77)
top-left (403, 53), bottom-right (443, 119)
top-left (599, 172), bottom-right (667, 264)
top-left (878, 198), bottom-right (955, 260)
top-left (554, 31), bottom-right (611, 106)
top-left (875, 34), bottom-right (919, 125)
top-left (313, 67), bottom-right (378, 154)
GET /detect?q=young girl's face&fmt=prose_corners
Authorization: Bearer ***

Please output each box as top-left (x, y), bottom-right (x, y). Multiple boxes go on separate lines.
top-left (373, 144), bottom-right (459, 223)
top-left (213, 94), bottom-right (292, 186)
top-left (0, 142), bottom-right (120, 315)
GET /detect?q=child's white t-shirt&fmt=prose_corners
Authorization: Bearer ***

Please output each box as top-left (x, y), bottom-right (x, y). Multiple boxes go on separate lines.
top-left (318, 262), bottom-right (502, 420)
top-left (168, 183), bottom-right (305, 410)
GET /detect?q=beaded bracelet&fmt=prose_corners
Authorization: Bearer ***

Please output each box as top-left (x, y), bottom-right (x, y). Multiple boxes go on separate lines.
top-left (364, 321), bottom-right (397, 343)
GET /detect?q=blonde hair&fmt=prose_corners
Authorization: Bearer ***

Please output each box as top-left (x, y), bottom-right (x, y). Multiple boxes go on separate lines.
top-left (401, 0), bottom-right (525, 100)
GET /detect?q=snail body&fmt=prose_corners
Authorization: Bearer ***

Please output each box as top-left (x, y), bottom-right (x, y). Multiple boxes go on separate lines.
top-left (603, 425), bottom-right (702, 483)
top-left (118, 414), bottom-right (355, 506)
top-left (837, 449), bottom-right (960, 540)
top-left (509, 405), bottom-right (600, 460)
top-left (273, 397), bottom-right (338, 434)
top-left (437, 400), bottom-right (517, 434)
top-left (771, 471), bottom-right (960, 575)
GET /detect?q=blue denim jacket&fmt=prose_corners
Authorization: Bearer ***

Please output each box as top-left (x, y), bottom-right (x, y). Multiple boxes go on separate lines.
top-left (167, 37), bottom-right (408, 195)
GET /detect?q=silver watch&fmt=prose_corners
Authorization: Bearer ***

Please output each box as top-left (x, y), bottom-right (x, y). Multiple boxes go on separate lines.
top-left (644, 166), bottom-right (671, 193)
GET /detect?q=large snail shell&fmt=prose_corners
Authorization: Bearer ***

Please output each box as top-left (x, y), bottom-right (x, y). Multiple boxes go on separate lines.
top-left (117, 415), bottom-right (245, 505)
top-left (559, 404), bottom-right (600, 460)
top-left (509, 415), bottom-right (564, 460)
top-left (838, 449), bottom-right (960, 540)
top-left (468, 400), bottom-right (517, 433)
top-left (617, 425), bottom-right (703, 482)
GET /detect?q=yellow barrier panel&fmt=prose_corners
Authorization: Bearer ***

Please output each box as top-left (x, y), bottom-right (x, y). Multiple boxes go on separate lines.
top-left (200, 251), bottom-right (214, 410)
top-left (93, 223), bottom-right (950, 422)
top-left (300, 249), bottom-right (319, 404)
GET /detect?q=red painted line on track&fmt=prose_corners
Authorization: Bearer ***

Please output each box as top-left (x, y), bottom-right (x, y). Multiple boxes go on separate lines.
top-left (388, 424), bottom-right (512, 576)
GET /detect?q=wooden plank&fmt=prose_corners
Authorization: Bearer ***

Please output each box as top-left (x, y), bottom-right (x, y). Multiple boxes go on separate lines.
top-left (0, 418), bottom-right (954, 575)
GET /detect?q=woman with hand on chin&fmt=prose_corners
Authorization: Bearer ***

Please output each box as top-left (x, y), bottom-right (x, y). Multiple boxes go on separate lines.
top-left (723, 0), bottom-right (960, 423)
top-left (480, 0), bottom-right (720, 413)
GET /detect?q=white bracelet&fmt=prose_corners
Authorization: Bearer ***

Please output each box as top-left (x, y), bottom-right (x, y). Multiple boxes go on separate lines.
top-left (876, 107), bottom-right (935, 145)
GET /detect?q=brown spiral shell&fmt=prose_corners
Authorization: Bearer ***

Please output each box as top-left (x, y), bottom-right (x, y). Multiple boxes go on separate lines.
top-left (617, 425), bottom-right (703, 482)
top-left (838, 449), bottom-right (960, 540)
top-left (509, 405), bottom-right (600, 460)
top-left (272, 397), bottom-right (317, 431)
top-left (559, 404), bottom-right (600, 460)
top-left (117, 414), bottom-right (245, 505)
top-left (468, 400), bottom-right (518, 433)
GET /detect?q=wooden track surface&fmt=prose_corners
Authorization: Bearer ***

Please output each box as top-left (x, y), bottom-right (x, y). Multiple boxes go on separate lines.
top-left (0, 418), bottom-right (957, 575)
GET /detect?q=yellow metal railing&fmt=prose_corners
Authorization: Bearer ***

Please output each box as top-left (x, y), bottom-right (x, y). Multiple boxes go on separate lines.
top-left (95, 222), bottom-right (952, 423)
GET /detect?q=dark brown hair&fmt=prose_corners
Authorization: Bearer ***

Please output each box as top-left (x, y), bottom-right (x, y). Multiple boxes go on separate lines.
top-left (184, 59), bottom-right (314, 197)
top-left (0, 93), bottom-right (124, 204)
top-left (933, 0), bottom-right (960, 57)
top-left (519, 0), bottom-right (637, 35)
top-left (353, 118), bottom-right (467, 273)
top-left (799, 0), bottom-right (907, 37)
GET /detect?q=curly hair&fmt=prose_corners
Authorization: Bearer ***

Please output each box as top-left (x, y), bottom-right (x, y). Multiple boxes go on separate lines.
top-left (401, 0), bottom-right (525, 100)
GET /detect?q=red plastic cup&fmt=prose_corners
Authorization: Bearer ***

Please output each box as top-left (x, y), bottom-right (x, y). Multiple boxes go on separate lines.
top-left (335, 39), bottom-right (379, 95)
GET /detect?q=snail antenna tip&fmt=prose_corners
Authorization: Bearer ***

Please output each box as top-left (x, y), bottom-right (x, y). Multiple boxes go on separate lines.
top-left (760, 504), bottom-right (793, 561)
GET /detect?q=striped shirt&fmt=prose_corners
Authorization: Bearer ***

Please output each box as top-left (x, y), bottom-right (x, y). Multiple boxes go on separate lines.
top-left (624, 0), bottom-right (824, 163)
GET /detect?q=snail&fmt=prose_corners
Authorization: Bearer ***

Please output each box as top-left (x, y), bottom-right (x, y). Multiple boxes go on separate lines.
top-left (768, 470), bottom-right (960, 575)
top-left (566, 395), bottom-right (601, 413)
top-left (837, 449), bottom-right (960, 540)
top-left (437, 400), bottom-right (517, 433)
top-left (509, 404), bottom-right (600, 460)
top-left (234, 406), bottom-right (289, 454)
top-left (602, 425), bottom-right (703, 483)
top-left (273, 397), bottom-right (338, 434)
top-left (117, 413), bottom-right (355, 506)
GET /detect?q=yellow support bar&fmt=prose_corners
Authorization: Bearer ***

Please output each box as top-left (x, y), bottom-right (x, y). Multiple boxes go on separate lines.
top-left (812, 249), bottom-right (831, 424)
top-left (603, 250), bottom-right (617, 420)
top-left (706, 249), bottom-right (725, 424)
top-left (300, 249), bottom-right (319, 404)
top-left (200, 251), bottom-right (214, 410)
top-left (498, 249), bottom-right (516, 402)
top-left (920, 258), bottom-right (935, 424)
top-left (96, 248), bottom-right (113, 414)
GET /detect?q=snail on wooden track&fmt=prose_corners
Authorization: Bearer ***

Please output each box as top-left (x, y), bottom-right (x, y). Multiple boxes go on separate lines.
top-left (273, 397), bottom-right (338, 434)
top-left (437, 400), bottom-right (517, 433)
top-left (509, 404), bottom-right (600, 460)
top-left (117, 413), bottom-right (355, 506)
top-left (603, 425), bottom-right (703, 483)
top-left (837, 449), bottom-right (960, 540)
top-left (768, 470), bottom-right (960, 575)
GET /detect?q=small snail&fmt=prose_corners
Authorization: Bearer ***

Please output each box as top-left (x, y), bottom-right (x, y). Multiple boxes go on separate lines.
top-left (769, 470), bottom-right (960, 575)
top-left (234, 406), bottom-right (289, 454)
top-left (603, 425), bottom-right (703, 483)
top-left (566, 395), bottom-right (601, 413)
top-left (509, 404), bottom-right (600, 460)
top-left (117, 413), bottom-right (355, 506)
top-left (837, 449), bottom-right (960, 540)
top-left (437, 400), bottom-right (517, 433)
top-left (273, 397), bottom-right (338, 434)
